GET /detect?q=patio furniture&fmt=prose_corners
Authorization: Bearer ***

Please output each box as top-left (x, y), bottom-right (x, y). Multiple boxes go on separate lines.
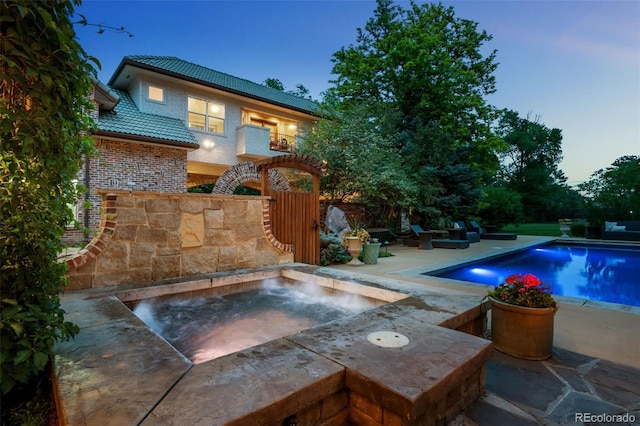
top-left (446, 228), bottom-right (463, 240)
top-left (411, 224), bottom-right (469, 249)
top-left (410, 224), bottom-right (434, 250)
top-left (368, 228), bottom-right (393, 245)
top-left (469, 221), bottom-right (517, 241)
top-left (432, 239), bottom-right (470, 249)
top-left (418, 231), bottom-right (434, 250)
top-left (602, 221), bottom-right (640, 241)
top-left (451, 221), bottom-right (480, 243)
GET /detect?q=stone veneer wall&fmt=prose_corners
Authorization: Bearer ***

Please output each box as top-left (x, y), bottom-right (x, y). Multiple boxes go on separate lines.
top-left (64, 190), bottom-right (293, 290)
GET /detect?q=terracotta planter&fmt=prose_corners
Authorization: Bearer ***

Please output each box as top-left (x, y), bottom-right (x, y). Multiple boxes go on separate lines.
top-left (489, 297), bottom-right (558, 360)
top-left (345, 236), bottom-right (363, 266)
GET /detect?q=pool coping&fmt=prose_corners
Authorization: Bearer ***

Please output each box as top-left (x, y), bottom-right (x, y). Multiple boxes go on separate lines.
top-left (53, 263), bottom-right (493, 425)
top-left (392, 237), bottom-right (640, 315)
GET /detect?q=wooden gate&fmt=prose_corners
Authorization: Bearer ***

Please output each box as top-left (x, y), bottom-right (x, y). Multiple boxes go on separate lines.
top-left (268, 191), bottom-right (319, 264)
top-left (256, 155), bottom-right (323, 265)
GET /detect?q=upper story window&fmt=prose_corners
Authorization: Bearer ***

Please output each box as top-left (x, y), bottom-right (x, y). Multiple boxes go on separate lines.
top-left (147, 84), bottom-right (165, 103)
top-left (188, 96), bottom-right (225, 134)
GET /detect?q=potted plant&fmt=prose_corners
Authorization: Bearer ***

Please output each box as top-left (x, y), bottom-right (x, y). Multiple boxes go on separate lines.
top-left (341, 220), bottom-right (370, 266)
top-left (559, 218), bottom-right (572, 237)
top-left (487, 273), bottom-right (558, 360)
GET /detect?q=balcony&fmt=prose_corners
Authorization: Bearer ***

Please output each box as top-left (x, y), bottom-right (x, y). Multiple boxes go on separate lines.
top-left (269, 132), bottom-right (296, 153)
top-left (236, 124), bottom-right (298, 159)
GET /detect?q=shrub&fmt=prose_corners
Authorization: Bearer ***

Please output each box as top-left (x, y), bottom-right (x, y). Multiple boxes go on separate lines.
top-left (570, 222), bottom-right (587, 238)
top-left (1, 0), bottom-right (95, 394)
top-left (320, 232), bottom-right (352, 266)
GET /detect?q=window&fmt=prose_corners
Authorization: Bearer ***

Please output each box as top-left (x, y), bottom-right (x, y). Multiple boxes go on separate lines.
top-left (147, 85), bottom-right (165, 102)
top-left (188, 96), bottom-right (225, 133)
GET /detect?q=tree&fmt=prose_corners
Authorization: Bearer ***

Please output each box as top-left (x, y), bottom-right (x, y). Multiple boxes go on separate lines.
top-left (578, 156), bottom-right (640, 222)
top-left (263, 77), bottom-right (285, 91)
top-left (297, 104), bottom-right (416, 228)
top-left (494, 110), bottom-right (571, 221)
top-left (263, 77), bottom-right (313, 100)
top-left (327, 0), bottom-right (501, 221)
top-left (476, 185), bottom-right (523, 229)
top-left (1, 0), bottom-right (96, 393)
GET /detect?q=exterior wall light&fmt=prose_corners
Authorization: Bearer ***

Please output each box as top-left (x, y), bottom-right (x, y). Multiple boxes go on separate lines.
top-left (202, 139), bottom-right (215, 151)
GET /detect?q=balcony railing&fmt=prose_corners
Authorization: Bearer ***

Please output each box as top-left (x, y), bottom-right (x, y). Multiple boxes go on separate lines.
top-left (269, 132), bottom-right (296, 152)
top-left (237, 125), bottom-right (301, 158)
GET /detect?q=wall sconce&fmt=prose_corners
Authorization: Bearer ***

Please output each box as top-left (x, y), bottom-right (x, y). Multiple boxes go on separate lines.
top-left (202, 139), bottom-right (215, 151)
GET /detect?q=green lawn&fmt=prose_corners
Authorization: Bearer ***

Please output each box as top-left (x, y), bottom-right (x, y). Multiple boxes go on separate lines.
top-left (501, 223), bottom-right (563, 237)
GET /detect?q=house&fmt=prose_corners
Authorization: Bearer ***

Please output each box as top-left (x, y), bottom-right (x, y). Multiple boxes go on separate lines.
top-left (64, 55), bottom-right (320, 245)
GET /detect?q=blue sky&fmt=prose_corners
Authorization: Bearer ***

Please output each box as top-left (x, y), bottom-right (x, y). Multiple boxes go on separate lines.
top-left (74, 0), bottom-right (640, 186)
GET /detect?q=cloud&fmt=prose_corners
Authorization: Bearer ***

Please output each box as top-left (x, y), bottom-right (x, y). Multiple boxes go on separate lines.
top-left (553, 33), bottom-right (640, 67)
top-left (551, 3), bottom-right (640, 68)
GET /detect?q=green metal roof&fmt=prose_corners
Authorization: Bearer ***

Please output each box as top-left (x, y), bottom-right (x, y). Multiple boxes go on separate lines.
top-left (109, 55), bottom-right (319, 116)
top-left (97, 88), bottom-right (199, 148)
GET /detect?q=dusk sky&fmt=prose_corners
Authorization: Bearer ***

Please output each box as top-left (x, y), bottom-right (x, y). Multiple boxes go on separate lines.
top-left (74, 0), bottom-right (640, 186)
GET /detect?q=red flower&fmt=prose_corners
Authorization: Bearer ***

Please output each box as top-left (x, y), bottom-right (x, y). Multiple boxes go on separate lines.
top-left (505, 274), bottom-right (521, 284)
top-left (488, 272), bottom-right (556, 308)
top-left (522, 274), bottom-right (541, 286)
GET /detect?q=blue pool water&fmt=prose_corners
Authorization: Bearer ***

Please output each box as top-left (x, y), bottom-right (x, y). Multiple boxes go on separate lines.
top-left (435, 243), bottom-right (640, 307)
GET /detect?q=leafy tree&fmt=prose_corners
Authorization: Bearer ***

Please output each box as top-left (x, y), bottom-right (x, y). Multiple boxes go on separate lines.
top-left (327, 0), bottom-right (501, 221)
top-left (578, 155), bottom-right (640, 223)
top-left (495, 110), bottom-right (571, 221)
top-left (263, 77), bottom-right (313, 100)
top-left (476, 185), bottom-right (523, 229)
top-left (1, 0), bottom-right (96, 393)
top-left (289, 83), bottom-right (312, 100)
top-left (263, 77), bottom-right (285, 91)
top-left (297, 104), bottom-right (416, 228)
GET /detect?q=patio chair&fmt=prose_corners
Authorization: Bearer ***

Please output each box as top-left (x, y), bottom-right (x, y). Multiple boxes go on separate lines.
top-left (451, 221), bottom-right (480, 243)
top-left (469, 220), bottom-right (517, 240)
top-left (411, 224), bottom-right (469, 249)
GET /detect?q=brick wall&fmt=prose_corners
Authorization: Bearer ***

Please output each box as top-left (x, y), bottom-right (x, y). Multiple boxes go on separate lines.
top-left (91, 138), bottom-right (187, 193)
top-left (63, 137), bottom-right (189, 246)
top-left (187, 173), bottom-right (216, 188)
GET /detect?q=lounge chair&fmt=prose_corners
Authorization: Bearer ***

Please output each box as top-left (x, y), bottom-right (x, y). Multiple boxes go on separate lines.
top-left (470, 221), bottom-right (517, 240)
top-left (410, 224), bottom-right (469, 249)
top-left (451, 221), bottom-right (480, 243)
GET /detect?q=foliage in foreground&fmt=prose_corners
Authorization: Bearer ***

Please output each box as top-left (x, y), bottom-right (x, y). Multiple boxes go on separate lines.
top-left (0, 367), bottom-right (55, 426)
top-left (1, 0), bottom-right (96, 394)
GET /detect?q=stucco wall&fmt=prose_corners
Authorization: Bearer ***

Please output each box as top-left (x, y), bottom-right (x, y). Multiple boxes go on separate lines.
top-left (64, 190), bottom-right (293, 290)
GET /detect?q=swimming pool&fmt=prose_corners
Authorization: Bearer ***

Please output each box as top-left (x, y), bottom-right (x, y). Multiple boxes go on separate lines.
top-left (434, 243), bottom-right (640, 307)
